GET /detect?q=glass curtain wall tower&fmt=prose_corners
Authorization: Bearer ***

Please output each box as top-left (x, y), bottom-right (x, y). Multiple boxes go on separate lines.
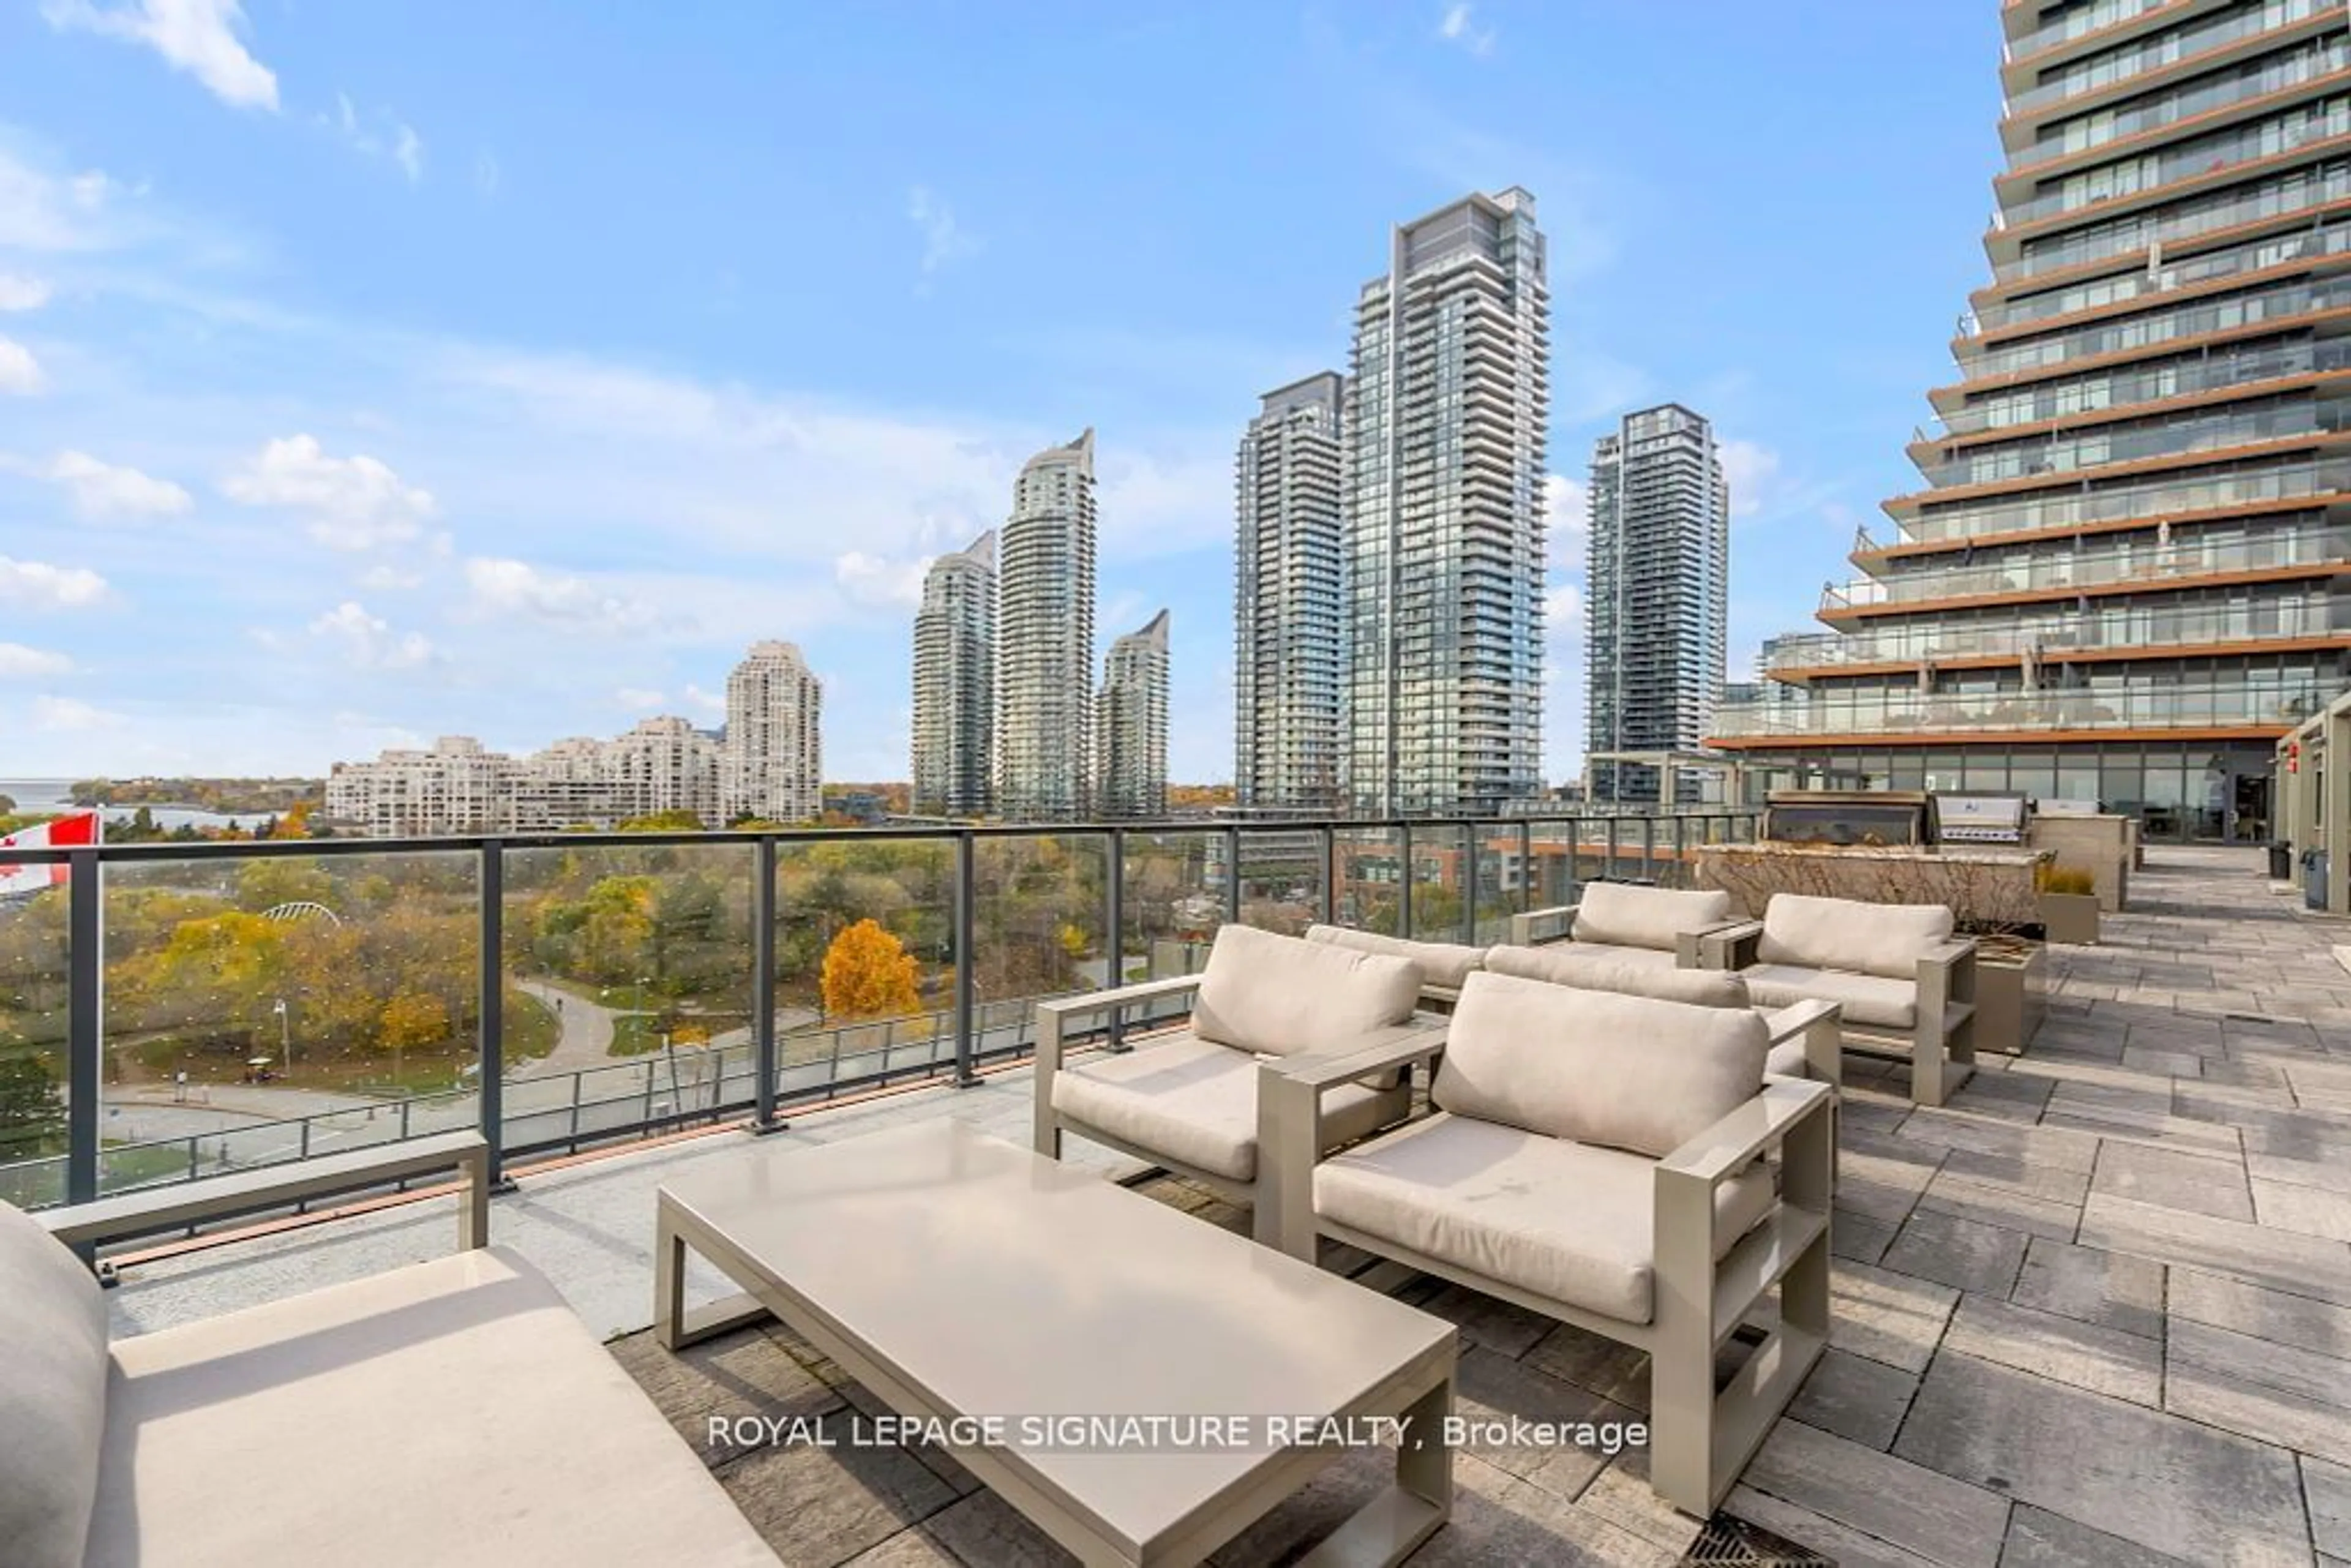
top-left (1712, 0), bottom-right (2351, 842)
top-left (910, 530), bottom-right (996, 817)
top-left (1235, 373), bottom-right (1347, 811)
top-left (997, 430), bottom-right (1098, 822)
top-left (1586, 405), bottom-right (1731, 803)
top-left (1343, 188), bottom-right (1551, 817)
top-left (1097, 609), bottom-right (1171, 820)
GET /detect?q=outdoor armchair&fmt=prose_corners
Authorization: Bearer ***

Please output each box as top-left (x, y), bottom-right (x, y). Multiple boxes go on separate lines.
top-left (1505, 880), bottom-right (1744, 971)
top-left (1302, 923), bottom-right (1488, 1009)
top-left (1033, 923), bottom-right (1441, 1244)
top-left (1261, 972), bottom-right (1834, 1517)
top-left (1698, 893), bottom-right (1977, 1106)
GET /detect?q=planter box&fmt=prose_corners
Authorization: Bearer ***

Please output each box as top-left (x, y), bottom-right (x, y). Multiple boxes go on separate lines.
top-left (1695, 843), bottom-right (2053, 929)
top-left (2040, 891), bottom-right (2100, 945)
top-left (1975, 940), bottom-right (2046, 1055)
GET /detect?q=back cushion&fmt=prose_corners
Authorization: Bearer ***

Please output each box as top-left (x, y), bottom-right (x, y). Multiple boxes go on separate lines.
top-left (1193, 923), bottom-right (1420, 1057)
top-left (1758, 893), bottom-right (1954, 980)
top-left (1434, 972), bottom-right (1766, 1158)
top-left (1485, 943), bottom-right (1752, 1010)
top-left (0, 1202), bottom-right (108, 1568)
top-left (1303, 925), bottom-right (1486, 992)
top-left (1571, 883), bottom-right (1733, 951)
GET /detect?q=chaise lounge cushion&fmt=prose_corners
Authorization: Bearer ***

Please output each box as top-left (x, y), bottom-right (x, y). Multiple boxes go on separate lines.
top-left (1741, 964), bottom-right (1920, 1032)
top-left (1485, 943), bottom-right (1751, 1010)
top-left (0, 1202), bottom-right (108, 1568)
top-left (1315, 1113), bottom-right (1777, 1324)
top-left (1050, 1031), bottom-right (1401, 1183)
top-left (1434, 973), bottom-right (1768, 1160)
top-left (1757, 893), bottom-right (1954, 981)
top-left (1304, 925), bottom-right (1487, 993)
top-left (86, 1247), bottom-right (778, 1568)
top-left (1571, 883), bottom-right (1733, 952)
top-left (1191, 924), bottom-right (1420, 1058)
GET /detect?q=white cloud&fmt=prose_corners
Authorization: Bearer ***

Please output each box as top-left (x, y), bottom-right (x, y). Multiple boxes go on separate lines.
top-left (42, 0), bottom-right (279, 111)
top-left (308, 600), bottom-right (433, 669)
top-left (833, 550), bottom-right (929, 609)
top-left (0, 274), bottom-right (51, 312)
top-left (1719, 438), bottom-right (1782, 522)
top-left (613, 686), bottom-right (664, 710)
top-left (1436, 2), bottom-right (1496, 56)
top-left (392, 124), bottom-right (425, 185)
top-left (1542, 472), bottom-right (1589, 573)
top-left (30, 694), bottom-right (121, 731)
top-left (906, 186), bottom-right (979, 276)
top-left (463, 557), bottom-right (655, 636)
top-left (474, 150), bottom-right (501, 201)
top-left (22, 450), bottom-right (194, 517)
top-left (0, 557), bottom-right (108, 608)
top-left (356, 563), bottom-right (424, 591)
top-left (220, 434), bottom-right (438, 550)
top-left (320, 95), bottom-right (426, 184)
top-left (0, 644), bottom-right (74, 678)
top-left (0, 336), bottom-right (45, 394)
top-left (681, 683), bottom-right (726, 716)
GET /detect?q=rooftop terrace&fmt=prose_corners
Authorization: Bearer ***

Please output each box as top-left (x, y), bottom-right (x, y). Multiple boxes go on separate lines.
top-left (95, 844), bottom-right (2351, 1566)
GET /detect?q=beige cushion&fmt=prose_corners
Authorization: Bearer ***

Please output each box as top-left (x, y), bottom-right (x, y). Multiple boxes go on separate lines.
top-left (1571, 883), bottom-right (1733, 951)
top-left (1767, 1038), bottom-right (1812, 1078)
top-left (1051, 1030), bottom-right (1402, 1183)
top-left (1191, 923), bottom-right (1419, 1058)
top-left (1316, 1113), bottom-right (1777, 1324)
top-left (1303, 925), bottom-right (1487, 992)
top-left (1741, 963), bottom-right (1920, 1031)
top-left (1485, 943), bottom-right (1750, 1009)
top-left (1434, 972), bottom-right (1767, 1159)
top-left (87, 1248), bottom-right (777, 1568)
top-left (0, 1203), bottom-right (107, 1568)
top-left (1758, 893), bottom-right (1954, 981)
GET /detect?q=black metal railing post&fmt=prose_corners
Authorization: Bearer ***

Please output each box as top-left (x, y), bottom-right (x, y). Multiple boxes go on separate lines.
top-left (749, 837), bottom-right (785, 1133)
top-left (1106, 828), bottom-right (1127, 1052)
top-left (1223, 824), bottom-right (1242, 928)
top-left (478, 841), bottom-right (507, 1188)
top-left (66, 848), bottom-right (100, 1221)
top-left (952, 832), bottom-right (979, 1087)
top-left (1320, 827), bottom-right (1338, 925)
top-left (1398, 822), bottom-right (1414, 939)
top-left (1460, 824), bottom-right (1478, 943)
top-left (1517, 820), bottom-right (1534, 915)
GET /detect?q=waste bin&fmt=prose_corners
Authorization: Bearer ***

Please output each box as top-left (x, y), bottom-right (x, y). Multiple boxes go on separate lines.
top-left (2305, 849), bottom-right (2328, 911)
top-left (2270, 841), bottom-right (2295, 880)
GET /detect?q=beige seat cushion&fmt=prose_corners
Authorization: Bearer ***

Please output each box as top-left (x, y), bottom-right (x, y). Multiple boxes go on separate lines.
top-left (1571, 883), bottom-right (1733, 952)
top-left (1051, 1031), bottom-right (1401, 1183)
top-left (1192, 924), bottom-right (1420, 1057)
top-left (88, 1248), bottom-right (777, 1568)
top-left (1434, 972), bottom-right (1767, 1159)
top-left (1741, 964), bottom-right (1919, 1031)
top-left (1304, 925), bottom-right (1486, 992)
top-left (0, 1202), bottom-right (108, 1568)
top-left (1757, 893), bottom-right (1953, 980)
top-left (1485, 943), bottom-right (1750, 1009)
top-left (1316, 1113), bottom-right (1777, 1325)
top-left (1767, 1038), bottom-right (1813, 1078)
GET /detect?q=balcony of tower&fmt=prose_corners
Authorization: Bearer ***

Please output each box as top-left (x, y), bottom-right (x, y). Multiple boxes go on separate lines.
top-left (1970, 173), bottom-right (2351, 305)
top-left (1858, 479), bottom-right (2349, 568)
top-left (2000, 0), bottom-right (2345, 141)
top-left (1819, 535), bottom-right (2350, 623)
top-left (1963, 219), bottom-right (2351, 344)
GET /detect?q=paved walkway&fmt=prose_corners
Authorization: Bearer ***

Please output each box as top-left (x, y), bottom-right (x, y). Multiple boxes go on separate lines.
top-left (103, 846), bottom-right (2351, 1565)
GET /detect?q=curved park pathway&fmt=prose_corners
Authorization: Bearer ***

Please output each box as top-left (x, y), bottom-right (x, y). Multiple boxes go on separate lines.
top-left (514, 980), bottom-right (632, 1078)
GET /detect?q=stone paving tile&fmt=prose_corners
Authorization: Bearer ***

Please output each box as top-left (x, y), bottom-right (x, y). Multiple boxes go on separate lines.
top-left (1940, 1293), bottom-right (2161, 1407)
top-left (1892, 1350), bottom-right (2312, 1566)
top-left (1450, 1343), bottom-right (1640, 1502)
top-left (1881, 1207), bottom-right (2030, 1297)
top-left (1913, 1172), bottom-right (2082, 1243)
top-left (2164, 1317), bottom-right (2351, 1466)
top-left (1832, 1206), bottom-right (1899, 1267)
top-left (2079, 1192), bottom-right (2351, 1305)
top-left (1997, 1504), bottom-right (2196, 1567)
top-left (1742, 1418), bottom-right (2008, 1568)
top-left (909, 1490), bottom-right (1070, 1567)
top-left (1931, 1141), bottom-right (2093, 1205)
top-left (1895, 1107), bottom-right (2099, 1174)
top-left (2008, 1236), bottom-right (2166, 1340)
top-left (2161, 1267), bottom-right (2351, 1360)
top-left (2087, 1141), bottom-right (2254, 1221)
top-left (1827, 1258), bottom-right (1960, 1375)
top-left (607, 1321), bottom-right (845, 1465)
top-left (2251, 1177), bottom-right (2351, 1244)
top-left (1723, 1485), bottom-right (1945, 1568)
top-left (1390, 1454), bottom-right (1679, 1568)
top-left (1786, 1346), bottom-right (1919, 1452)
top-left (2307, 1454), bottom-right (2351, 1562)
top-left (713, 1407), bottom-right (964, 1564)
top-left (1524, 1322), bottom-right (1651, 1413)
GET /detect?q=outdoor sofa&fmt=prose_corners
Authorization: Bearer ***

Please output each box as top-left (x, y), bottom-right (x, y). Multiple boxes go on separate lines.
top-left (1505, 880), bottom-right (1744, 970)
top-left (1303, 923), bottom-right (1488, 1008)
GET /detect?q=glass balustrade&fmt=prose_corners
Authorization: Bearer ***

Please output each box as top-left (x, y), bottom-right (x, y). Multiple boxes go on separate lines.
top-left (1714, 678), bottom-right (2328, 737)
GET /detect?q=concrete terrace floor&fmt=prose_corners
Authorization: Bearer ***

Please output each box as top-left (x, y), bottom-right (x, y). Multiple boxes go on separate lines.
top-left (105, 845), bottom-right (2351, 1566)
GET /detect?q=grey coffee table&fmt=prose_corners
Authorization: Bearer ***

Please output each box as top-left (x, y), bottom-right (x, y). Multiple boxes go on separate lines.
top-left (656, 1118), bottom-right (1455, 1567)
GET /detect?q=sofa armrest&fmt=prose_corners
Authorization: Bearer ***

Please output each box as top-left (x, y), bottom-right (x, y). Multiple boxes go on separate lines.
top-left (1033, 973), bottom-right (1204, 1075)
top-left (1270, 1019), bottom-right (1451, 1091)
top-left (1506, 902), bottom-right (1580, 947)
top-left (1657, 1079), bottom-right (1834, 1187)
top-left (1698, 919), bottom-right (1764, 971)
top-left (1259, 1021), bottom-right (1448, 1261)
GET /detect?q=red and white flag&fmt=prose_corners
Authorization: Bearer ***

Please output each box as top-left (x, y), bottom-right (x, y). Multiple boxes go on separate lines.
top-left (0, 811), bottom-right (100, 898)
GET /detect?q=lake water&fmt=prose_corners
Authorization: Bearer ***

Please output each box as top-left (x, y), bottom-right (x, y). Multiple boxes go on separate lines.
top-left (0, 779), bottom-right (271, 833)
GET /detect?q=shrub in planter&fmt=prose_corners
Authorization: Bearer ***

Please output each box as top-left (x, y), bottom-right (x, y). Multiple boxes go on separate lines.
top-left (2040, 868), bottom-right (2100, 943)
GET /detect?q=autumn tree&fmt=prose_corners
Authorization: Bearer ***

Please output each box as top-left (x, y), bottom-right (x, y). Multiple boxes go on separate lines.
top-left (380, 991), bottom-right (452, 1052)
top-left (820, 919), bottom-right (920, 1020)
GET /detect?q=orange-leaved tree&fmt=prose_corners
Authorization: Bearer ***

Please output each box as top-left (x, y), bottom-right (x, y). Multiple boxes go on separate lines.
top-left (820, 918), bottom-right (920, 1020)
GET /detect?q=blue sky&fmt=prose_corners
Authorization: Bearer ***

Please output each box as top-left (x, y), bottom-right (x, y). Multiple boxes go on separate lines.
top-left (0, 0), bottom-right (2002, 784)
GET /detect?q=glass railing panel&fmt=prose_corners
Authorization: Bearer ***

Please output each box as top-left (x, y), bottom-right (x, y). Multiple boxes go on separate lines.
top-left (1406, 825), bottom-right (1474, 945)
top-left (0, 846), bottom-right (73, 1209)
top-left (2010, 0), bottom-right (2334, 114)
top-left (967, 833), bottom-right (1108, 1064)
top-left (1332, 827), bottom-right (1404, 936)
top-left (1230, 824), bottom-right (1325, 937)
top-left (92, 847), bottom-right (480, 1194)
top-left (1715, 678), bottom-right (2328, 737)
top-left (2005, 100), bottom-right (2351, 228)
top-left (2000, 165), bottom-right (2351, 283)
top-left (1466, 824), bottom-right (1520, 944)
top-left (1518, 820), bottom-right (1584, 921)
top-left (1120, 830), bottom-right (1220, 985)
